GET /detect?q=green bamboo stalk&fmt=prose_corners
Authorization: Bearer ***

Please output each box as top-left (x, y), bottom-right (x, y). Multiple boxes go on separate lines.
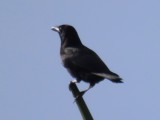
top-left (69, 82), bottom-right (94, 120)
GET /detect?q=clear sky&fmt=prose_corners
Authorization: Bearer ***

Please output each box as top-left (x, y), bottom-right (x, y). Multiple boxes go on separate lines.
top-left (1, 0), bottom-right (160, 120)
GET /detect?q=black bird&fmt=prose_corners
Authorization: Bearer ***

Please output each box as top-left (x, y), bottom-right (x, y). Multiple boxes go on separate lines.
top-left (51, 24), bottom-right (122, 95)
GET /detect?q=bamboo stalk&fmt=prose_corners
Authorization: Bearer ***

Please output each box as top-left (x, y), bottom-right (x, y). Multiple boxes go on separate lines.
top-left (69, 82), bottom-right (94, 120)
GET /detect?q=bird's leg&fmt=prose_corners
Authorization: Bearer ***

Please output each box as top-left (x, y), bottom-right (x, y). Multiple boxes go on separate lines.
top-left (75, 84), bottom-right (94, 100)
top-left (80, 85), bottom-right (93, 96)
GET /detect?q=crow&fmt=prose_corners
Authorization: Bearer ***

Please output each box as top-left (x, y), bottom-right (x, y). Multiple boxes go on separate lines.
top-left (51, 24), bottom-right (122, 96)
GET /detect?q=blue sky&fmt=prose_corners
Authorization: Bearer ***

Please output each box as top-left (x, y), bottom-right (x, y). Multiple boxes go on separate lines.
top-left (1, 0), bottom-right (160, 120)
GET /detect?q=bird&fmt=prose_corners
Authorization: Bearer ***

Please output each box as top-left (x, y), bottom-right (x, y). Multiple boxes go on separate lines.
top-left (51, 24), bottom-right (122, 96)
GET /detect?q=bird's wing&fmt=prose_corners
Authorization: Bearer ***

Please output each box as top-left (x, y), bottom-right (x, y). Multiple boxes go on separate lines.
top-left (71, 46), bottom-right (121, 80)
top-left (71, 46), bottom-right (110, 73)
top-left (62, 46), bottom-right (122, 81)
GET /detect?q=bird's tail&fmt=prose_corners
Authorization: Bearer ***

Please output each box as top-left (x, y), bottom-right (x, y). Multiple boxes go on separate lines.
top-left (92, 72), bottom-right (123, 83)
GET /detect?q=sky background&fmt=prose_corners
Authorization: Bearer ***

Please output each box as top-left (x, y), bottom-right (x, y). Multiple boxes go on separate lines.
top-left (1, 0), bottom-right (160, 120)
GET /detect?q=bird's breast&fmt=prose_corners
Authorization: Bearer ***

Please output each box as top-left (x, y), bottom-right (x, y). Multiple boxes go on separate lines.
top-left (60, 47), bottom-right (80, 67)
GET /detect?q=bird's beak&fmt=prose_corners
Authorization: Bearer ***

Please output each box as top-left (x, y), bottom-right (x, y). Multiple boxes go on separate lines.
top-left (51, 26), bottom-right (60, 32)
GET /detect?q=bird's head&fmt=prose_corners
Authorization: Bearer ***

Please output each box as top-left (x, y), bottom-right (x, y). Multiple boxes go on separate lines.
top-left (51, 24), bottom-right (82, 47)
top-left (51, 24), bottom-right (72, 33)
